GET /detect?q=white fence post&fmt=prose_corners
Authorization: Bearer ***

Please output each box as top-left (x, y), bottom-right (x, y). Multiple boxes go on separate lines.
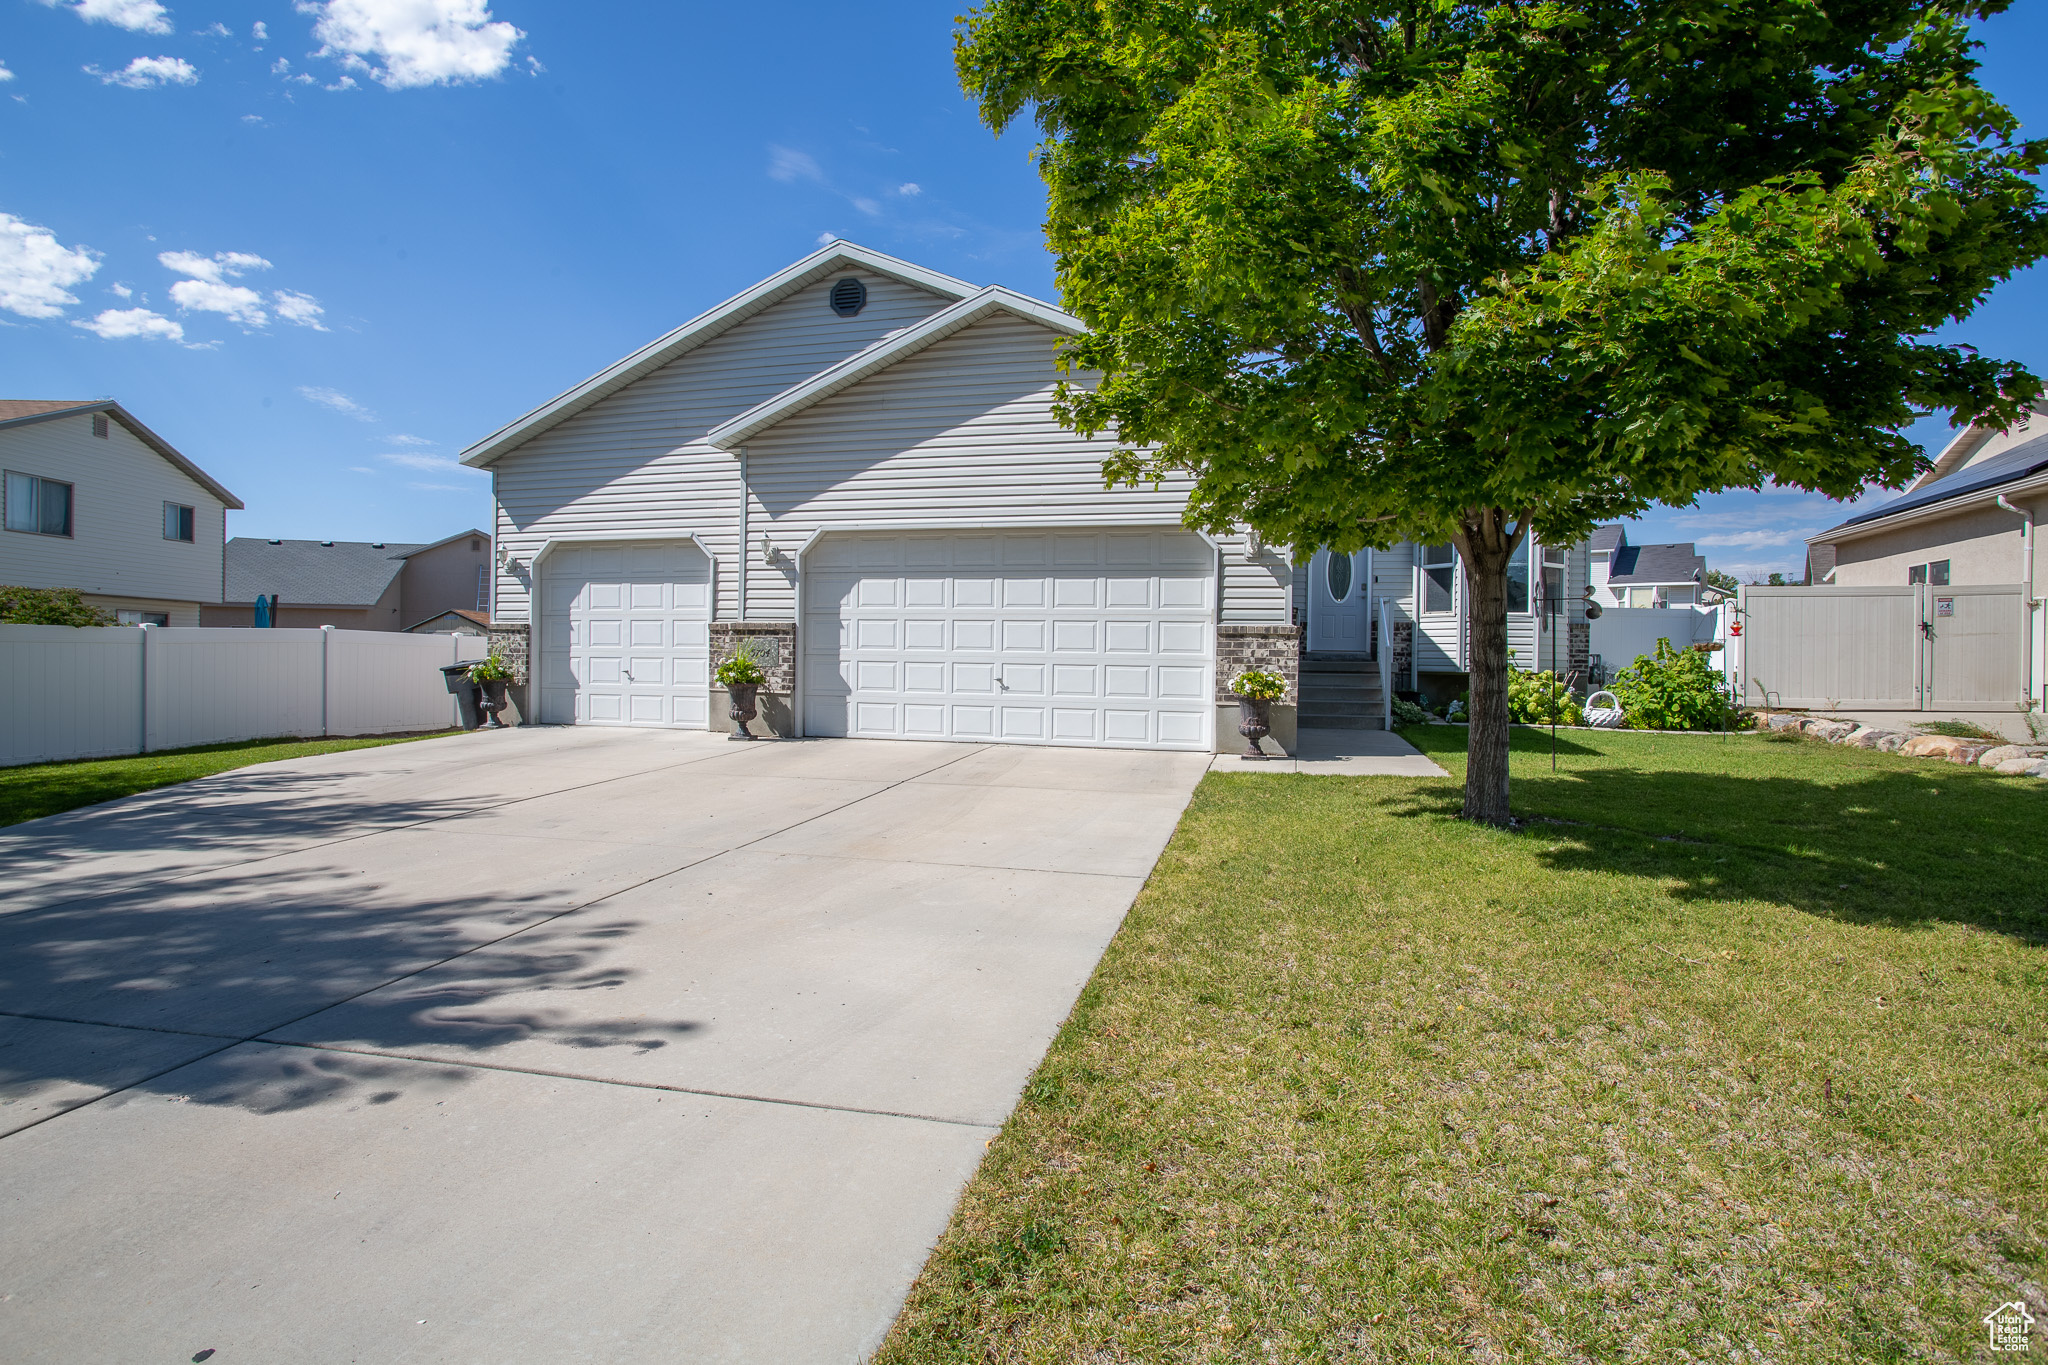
top-left (321, 624), bottom-right (334, 738)
top-left (139, 622), bottom-right (156, 754)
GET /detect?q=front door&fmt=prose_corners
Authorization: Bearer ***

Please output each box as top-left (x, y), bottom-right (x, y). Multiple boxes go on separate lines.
top-left (1307, 547), bottom-right (1370, 653)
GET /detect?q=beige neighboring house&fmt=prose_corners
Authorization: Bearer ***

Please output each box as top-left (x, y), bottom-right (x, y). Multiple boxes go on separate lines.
top-left (0, 398), bottom-right (242, 625)
top-left (203, 529), bottom-right (492, 630)
top-left (405, 608), bottom-right (491, 635)
top-left (1807, 403), bottom-right (2047, 589)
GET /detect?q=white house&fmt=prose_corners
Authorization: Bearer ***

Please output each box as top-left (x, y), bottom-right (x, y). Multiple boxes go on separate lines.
top-left (0, 399), bottom-right (241, 625)
top-left (464, 243), bottom-right (1589, 752)
top-left (1588, 524), bottom-right (1709, 608)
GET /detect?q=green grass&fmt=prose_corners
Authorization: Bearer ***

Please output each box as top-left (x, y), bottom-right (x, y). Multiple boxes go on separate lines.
top-left (1914, 718), bottom-right (2013, 743)
top-left (0, 732), bottom-right (452, 827)
top-left (878, 728), bottom-right (2047, 1363)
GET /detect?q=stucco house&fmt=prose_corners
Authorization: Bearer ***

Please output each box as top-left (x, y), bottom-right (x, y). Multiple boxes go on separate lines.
top-left (464, 243), bottom-right (1589, 751)
top-left (0, 399), bottom-right (242, 625)
top-left (203, 529), bottom-right (492, 631)
top-left (1806, 402), bottom-right (2046, 591)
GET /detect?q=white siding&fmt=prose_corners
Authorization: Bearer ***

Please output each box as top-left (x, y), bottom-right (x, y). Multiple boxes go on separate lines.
top-left (741, 314), bottom-right (1198, 619)
top-left (489, 269), bottom-right (954, 624)
top-left (0, 414), bottom-right (227, 609)
top-left (1218, 532), bottom-right (1290, 623)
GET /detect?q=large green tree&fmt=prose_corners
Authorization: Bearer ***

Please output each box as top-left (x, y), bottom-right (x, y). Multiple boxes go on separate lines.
top-left (958, 0), bottom-right (2046, 823)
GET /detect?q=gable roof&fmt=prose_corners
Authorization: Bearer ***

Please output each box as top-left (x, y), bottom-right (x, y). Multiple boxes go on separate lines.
top-left (1589, 524), bottom-right (1626, 553)
top-left (0, 399), bottom-right (243, 509)
top-left (1830, 430), bottom-right (2048, 532)
top-left (405, 608), bottom-right (491, 632)
top-left (1608, 542), bottom-right (1706, 586)
top-left (396, 527), bottom-right (490, 558)
top-left (459, 242), bottom-right (980, 470)
top-left (223, 537), bottom-right (425, 606)
top-left (704, 286), bottom-right (1083, 452)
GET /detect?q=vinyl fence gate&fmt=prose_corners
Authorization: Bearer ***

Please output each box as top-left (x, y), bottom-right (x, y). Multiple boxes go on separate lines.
top-left (1737, 583), bottom-right (2028, 711)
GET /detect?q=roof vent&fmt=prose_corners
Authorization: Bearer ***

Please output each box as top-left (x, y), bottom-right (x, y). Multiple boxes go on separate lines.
top-left (268, 539), bottom-right (281, 545)
top-left (829, 276), bottom-right (867, 318)
top-left (371, 542), bottom-right (385, 549)
top-left (321, 541), bottom-right (334, 547)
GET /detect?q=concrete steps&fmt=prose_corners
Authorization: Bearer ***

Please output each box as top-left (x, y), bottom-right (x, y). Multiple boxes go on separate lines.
top-left (1298, 654), bottom-right (1385, 730)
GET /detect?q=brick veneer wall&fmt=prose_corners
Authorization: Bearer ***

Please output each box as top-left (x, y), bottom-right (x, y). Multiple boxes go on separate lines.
top-left (1568, 621), bottom-right (1590, 683)
top-left (709, 622), bottom-right (796, 693)
top-left (486, 624), bottom-right (530, 684)
top-left (1390, 619), bottom-right (1414, 691)
top-left (1215, 624), bottom-right (1301, 702)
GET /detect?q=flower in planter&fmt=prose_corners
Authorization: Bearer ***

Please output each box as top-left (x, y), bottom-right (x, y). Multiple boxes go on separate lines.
top-left (714, 638), bottom-right (770, 688)
top-left (1230, 669), bottom-right (1287, 701)
top-left (468, 652), bottom-right (513, 684)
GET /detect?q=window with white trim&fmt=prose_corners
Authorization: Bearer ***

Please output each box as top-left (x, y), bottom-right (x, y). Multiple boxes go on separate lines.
top-left (116, 609), bottom-right (169, 626)
top-left (1421, 542), bottom-right (1457, 613)
top-left (5, 471), bottom-right (73, 537)
top-left (163, 502), bottom-right (194, 542)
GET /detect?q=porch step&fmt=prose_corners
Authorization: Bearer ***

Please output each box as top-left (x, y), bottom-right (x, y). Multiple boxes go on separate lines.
top-left (1296, 654), bottom-right (1385, 730)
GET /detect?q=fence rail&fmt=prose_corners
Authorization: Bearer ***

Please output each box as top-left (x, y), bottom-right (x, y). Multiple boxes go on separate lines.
top-left (0, 625), bottom-right (488, 767)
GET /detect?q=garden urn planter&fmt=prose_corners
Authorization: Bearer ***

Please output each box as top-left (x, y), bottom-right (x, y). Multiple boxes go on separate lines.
top-left (726, 683), bottom-right (760, 739)
top-left (1236, 695), bottom-right (1272, 759)
top-left (478, 678), bottom-right (508, 729)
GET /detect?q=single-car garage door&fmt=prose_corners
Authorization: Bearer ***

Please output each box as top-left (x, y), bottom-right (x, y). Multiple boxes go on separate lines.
top-left (540, 541), bottom-right (710, 727)
top-left (804, 529), bottom-right (1213, 750)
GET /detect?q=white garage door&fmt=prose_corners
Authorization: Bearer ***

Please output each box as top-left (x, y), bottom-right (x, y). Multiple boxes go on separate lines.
top-left (804, 529), bottom-right (1214, 750)
top-left (539, 541), bottom-right (710, 727)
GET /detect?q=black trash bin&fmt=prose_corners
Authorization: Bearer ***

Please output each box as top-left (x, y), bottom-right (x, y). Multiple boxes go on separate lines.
top-left (439, 662), bottom-right (483, 730)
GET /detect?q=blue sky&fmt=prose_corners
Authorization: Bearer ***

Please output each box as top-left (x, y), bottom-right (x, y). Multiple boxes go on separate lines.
top-left (2, 1), bottom-right (2040, 581)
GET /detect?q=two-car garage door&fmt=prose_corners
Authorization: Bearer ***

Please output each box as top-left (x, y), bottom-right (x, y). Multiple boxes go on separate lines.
top-left (803, 529), bottom-right (1214, 750)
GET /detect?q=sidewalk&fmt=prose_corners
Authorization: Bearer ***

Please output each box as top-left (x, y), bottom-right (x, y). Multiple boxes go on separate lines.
top-left (1208, 727), bottom-right (1448, 777)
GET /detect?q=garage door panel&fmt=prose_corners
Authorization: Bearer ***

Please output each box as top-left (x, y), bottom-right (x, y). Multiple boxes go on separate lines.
top-left (802, 529), bottom-right (1213, 751)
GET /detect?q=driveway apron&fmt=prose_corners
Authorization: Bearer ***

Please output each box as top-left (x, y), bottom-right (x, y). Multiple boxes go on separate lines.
top-left (0, 728), bottom-right (1208, 1364)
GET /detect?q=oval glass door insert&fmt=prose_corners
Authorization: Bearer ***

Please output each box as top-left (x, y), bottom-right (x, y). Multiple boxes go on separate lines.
top-left (1325, 550), bottom-right (1353, 602)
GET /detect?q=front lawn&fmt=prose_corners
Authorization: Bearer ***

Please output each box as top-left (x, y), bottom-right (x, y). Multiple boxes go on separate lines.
top-left (879, 728), bottom-right (2046, 1362)
top-left (0, 732), bottom-right (452, 828)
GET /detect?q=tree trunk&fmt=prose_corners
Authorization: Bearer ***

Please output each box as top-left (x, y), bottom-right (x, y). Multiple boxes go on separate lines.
top-left (1455, 508), bottom-right (1521, 826)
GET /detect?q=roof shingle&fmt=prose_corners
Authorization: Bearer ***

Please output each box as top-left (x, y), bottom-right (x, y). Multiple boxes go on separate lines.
top-left (223, 538), bottom-right (425, 607)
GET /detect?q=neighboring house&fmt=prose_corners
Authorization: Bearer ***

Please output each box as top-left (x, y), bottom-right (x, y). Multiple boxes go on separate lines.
top-left (406, 608), bottom-right (491, 635)
top-left (0, 398), bottom-right (242, 625)
top-left (464, 242), bottom-right (1588, 750)
top-left (1588, 524), bottom-right (1709, 608)
top-left (204, 529), bottom-right (492, 630)
top-left (1806, 401), bottom-right (2047, 590)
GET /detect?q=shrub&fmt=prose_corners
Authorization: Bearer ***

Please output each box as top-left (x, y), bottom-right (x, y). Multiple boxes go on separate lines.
top-left (1508, 668), bottom-right (1583, 726)
top-left (1391, 697), bottom-right (1432, 727)
top-left (0, 586), bottom-right (114, 627)
top-left (1610, 639), bottom-right (1738, 731)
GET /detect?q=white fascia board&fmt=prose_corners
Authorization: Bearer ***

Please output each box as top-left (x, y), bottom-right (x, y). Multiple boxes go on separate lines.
top-left (1808, 469), bottom-right (2048, 545)
top-left (704, 287), bottom-right (1085, 453)
top-left (458, 242), bottom-right (981, 469)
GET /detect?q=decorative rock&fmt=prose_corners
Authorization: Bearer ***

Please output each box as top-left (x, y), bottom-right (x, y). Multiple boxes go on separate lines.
top-left (1765, 714), bottom-right (1805, 732)
top-left (1901, 734), bottom-right (1972, 760)
top-left (1995, 757), bottom-right (2038, 775)
top-left (1806, 720), bottom-right (1858, 742)
top-left (1874, 732), bottom-right (1908, 753)
top-left (1845, 727), bottom-right (1893, 749)
top-left (2033, 759), bottom-right (2048, 778)
top-left (1978, 745), bottom-right (2031, 768)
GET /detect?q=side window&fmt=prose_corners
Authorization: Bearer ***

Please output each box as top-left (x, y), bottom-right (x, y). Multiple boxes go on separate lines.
top-left (163, 502), bottom-right (195, 542)
top-left (1506, 539), bottom-right (1530, 612)
top-left (4, 471), bottom-right (73, 537)
top-left (1421, 543), bottom-right (1457, 613)
top-left (1908, 563), bottom-right (1928, 585)
top-left (1928, 559), bottom-right (1951, 586)
top-left (1541, 543), bottom-right (1566, 610)
top-left (116, 609), bottom-right (170, 626)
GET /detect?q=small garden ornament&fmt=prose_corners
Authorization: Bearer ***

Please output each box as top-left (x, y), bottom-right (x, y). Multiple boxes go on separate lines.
top-left (715, 639), bottom-right (770, 740)
top-left (1230, 669), bottom-right (1287, 759)
top-left (468, 653), bottom-right (514, 729)
top-left (1583, 690), bottom-right (1625, 728)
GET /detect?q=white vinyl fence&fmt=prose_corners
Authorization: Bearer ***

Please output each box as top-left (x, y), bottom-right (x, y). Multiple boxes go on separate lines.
top-left (1588, 605), bottom-right (1725, 683)
top-left (1732, 583), bottom-right (2029, 711)
top-left (0, 624), bottom-right (489, 767)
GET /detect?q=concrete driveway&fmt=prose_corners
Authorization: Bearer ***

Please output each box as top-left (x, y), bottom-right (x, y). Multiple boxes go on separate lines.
top-left (0, 728), bottom-right (1209, 1364)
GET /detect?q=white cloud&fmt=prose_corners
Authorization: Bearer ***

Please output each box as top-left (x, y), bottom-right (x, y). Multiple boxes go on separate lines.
top-left (298, 0), bottom-right (526, 90)
top-left (815, 231), bottom-right (837, 246)
top-left (88, 56), bottom-right (199, 88)
top-left (252, 20), bottom-right (268, 40)
top-left (298, 385), bottom-right (375, 421)
top-left (768, 146), bottom-right (823, 184)
top-left (851, 197), bottom-right (880, 216)
top-left (272, 57), bottom-right (291, 74)
top-left (387, 433), bottom-right (433, 446)
top-left (1693, 529), bottom-right (1807, 549)
top-left (347, 465), bottom-right (374, 473)
top-left (898, 182), bottom-right (921, 196)
top-left (40, 0), bottom-right (173, 35)
top-left (108, 281), bottom-right (132, 298)
top-left (272, 289), bottom-right (326, 329)
top-left (0, 62), bottom-right (14, 83)
top-left (160, 248), bottom-right (271, 284)
top-left (380, 451), bottom-right (477, 475)
top-left (241, 113), bottom-right (263, 123)
top-left (326, 75), bottom-right (359, 91)
top-left (0, 212), bottom-right (99, 319)
top-left (72, 306), bottom-right (183, 341)
top-left (407, 482), bottom-right (463, 492)
top-left (169, 278), bottom-right (266, 324)
top-left (198, 20), bottom-right (228, 36)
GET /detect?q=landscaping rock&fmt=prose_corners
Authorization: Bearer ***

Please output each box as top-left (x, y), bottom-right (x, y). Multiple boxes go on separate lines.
top-left (1845, 727), bottom-right (1896, 749)
top-left (1765, 714), bottom-right (1805, 732)
top-left (1995, 757), bottom-right (2038, 775)
top-left (1806, 720), bottom-right (1858, 742)
top-left (1900, 734), bottom-right (1973, 760)
top-left (1978, 745), bottom-right (2031, 768)
top-left (1874, 732), bottom-right (1909, 752)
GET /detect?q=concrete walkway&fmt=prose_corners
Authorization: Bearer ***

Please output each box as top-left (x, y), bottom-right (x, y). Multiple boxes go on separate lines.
top-left (0, 729), bottom-right (1210, 1364)
top-left (1207, 726), bottom-right (1448, 777)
